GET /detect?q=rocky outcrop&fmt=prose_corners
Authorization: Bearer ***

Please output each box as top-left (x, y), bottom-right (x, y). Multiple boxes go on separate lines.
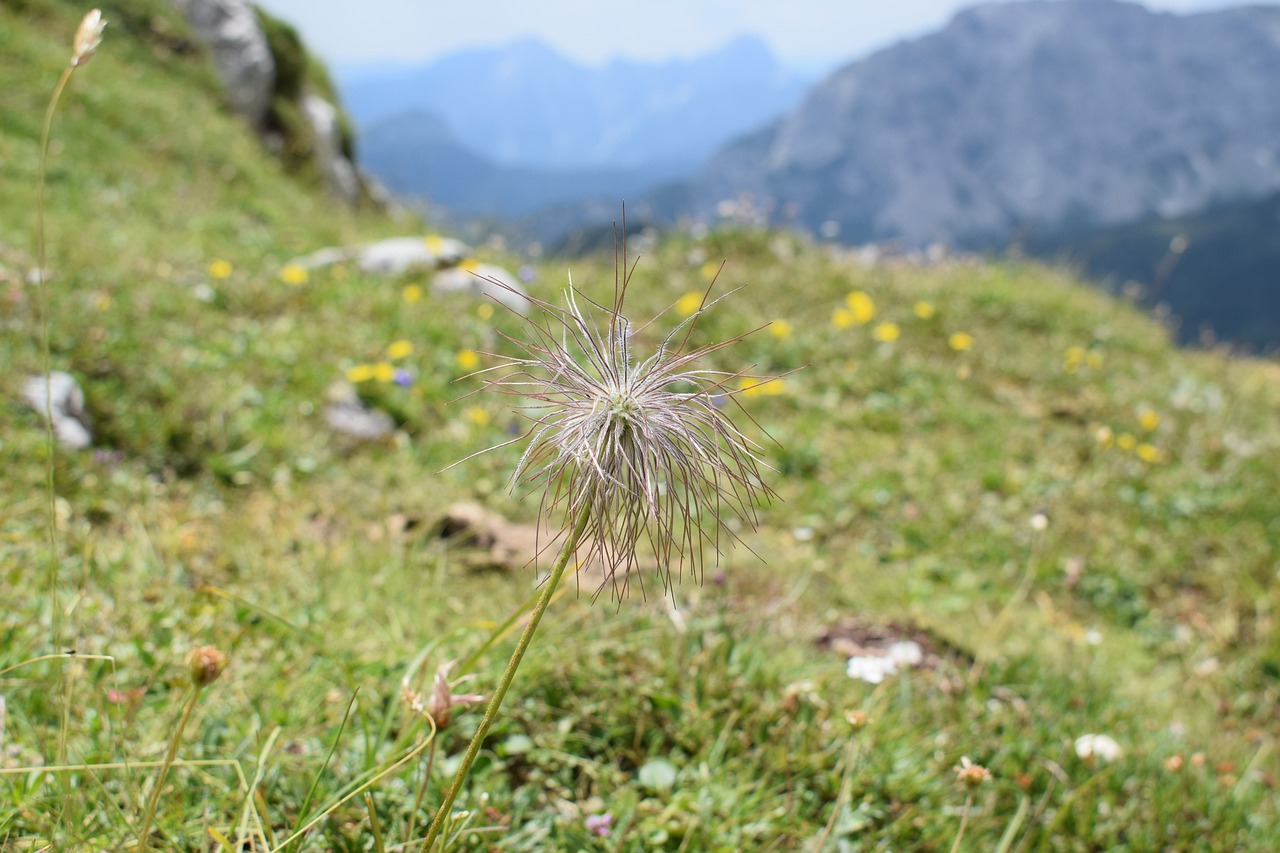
top-left (302, 94), bottom-right (360, 203)
top-left (686, 0), bottom-right (1280, 247)
top-left (170, 0), bottom-right (364, 204)
top-left (169, 0), bottom-right (274, 126)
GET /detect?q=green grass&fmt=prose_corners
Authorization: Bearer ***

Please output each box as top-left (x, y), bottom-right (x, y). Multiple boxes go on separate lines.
top-left (3, 4), bottom-right (1280, 850)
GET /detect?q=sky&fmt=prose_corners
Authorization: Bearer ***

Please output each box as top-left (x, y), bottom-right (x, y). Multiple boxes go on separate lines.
top-left (254, 0), bottom-right (1266, 72)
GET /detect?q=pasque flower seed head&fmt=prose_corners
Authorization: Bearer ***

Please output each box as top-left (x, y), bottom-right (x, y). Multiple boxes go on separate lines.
top-left (465, 267), bottom-right (774, 599)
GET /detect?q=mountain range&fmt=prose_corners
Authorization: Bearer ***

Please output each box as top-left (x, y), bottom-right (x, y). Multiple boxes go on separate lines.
top-left (340, 34), bottom-right (813, 171)
top-left (341, 0), bottom-right (1280, 348)
top-left (679, 0), bottom-right (1280, 247)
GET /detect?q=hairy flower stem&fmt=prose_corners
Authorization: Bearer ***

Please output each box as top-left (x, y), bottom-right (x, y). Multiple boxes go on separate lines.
top-left (421, 504), bottom-right (592, 851)
top-left (135, 685), bottom-right (201, 849)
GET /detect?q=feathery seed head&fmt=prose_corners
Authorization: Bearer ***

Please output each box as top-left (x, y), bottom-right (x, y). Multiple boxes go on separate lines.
top-left (468, 266), bottom-right (774, 599)
top-left (72, 10), bottom-right (105, 67)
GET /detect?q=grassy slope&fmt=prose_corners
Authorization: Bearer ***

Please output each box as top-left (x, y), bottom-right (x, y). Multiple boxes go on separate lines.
top-left (3, 4), bottom-right (1280, 850)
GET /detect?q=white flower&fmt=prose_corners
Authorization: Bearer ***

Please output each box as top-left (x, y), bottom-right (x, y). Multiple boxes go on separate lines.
top-left (847, 655), bottom-right (898, 684)
top-left (1074, 733), bottom-right (1123, 763)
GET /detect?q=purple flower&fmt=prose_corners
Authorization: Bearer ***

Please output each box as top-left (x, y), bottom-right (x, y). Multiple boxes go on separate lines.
top-left (585, 812), bottom-right (613, 837)
top-left (393, 368), bottom-right (414, 388)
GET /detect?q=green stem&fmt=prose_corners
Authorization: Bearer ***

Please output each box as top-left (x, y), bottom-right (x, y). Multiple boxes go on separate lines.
top-left (136, 685), bottom-right (201, 849)
top-left (950, 791), bottom-right (974, 853)
top-left (37, 61), bottom-right (76, 843)
top-left (421, 505), bottom-right (592, 851)
top-left (38, 63), bottom-right (75, 676)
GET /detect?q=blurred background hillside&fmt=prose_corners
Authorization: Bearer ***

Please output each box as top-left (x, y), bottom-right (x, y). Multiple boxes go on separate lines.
top-left (261, 0), bottom-right (1280, 351)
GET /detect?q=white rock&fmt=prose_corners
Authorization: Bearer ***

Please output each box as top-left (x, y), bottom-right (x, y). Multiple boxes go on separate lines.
top-left (356, 236), bottom-right (469, 275)
top-left (846, 655), bottom-right (898, 685)
top-left (23, 372), bottom-right (92, 449)
top-left (887, 640), bottom-right (924, 667)
top-left (290, 246), bottom-right (352, 269)
top-left (433, 262), bottom-right (531, 313)
top-left (323, 383), bottom-right (394, 441)
top-left (170, 0), bottom-right (274, 127)
top-left (302, 94), bottom-right (359, 204)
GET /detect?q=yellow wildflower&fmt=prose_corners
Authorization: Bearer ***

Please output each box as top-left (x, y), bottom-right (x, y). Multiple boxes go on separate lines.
top-left (913, 300), bottom-right (935, 319)
top-left (425, 234), bottom-right (444, 253)
top-left (845, 291), bottom-right (875, 324)
top-left (373, 362), bottom-right (396, 383)
top-left (677, 292), bottom-right (703, 317)
top-left (872, 321), bottom-right (900, 342)
top-left (464, 406), bottom-right (491, 427)
top-left (1136, 443), bottom-right (1161, 463)
top-left (346, 364), bottom-right (374, 383)
top-left (1139, 410), bottom-right (1160, 431)
top-left (403, 284), bottom-right (423, 303)
top-left (280, 264), bottom-right (308, 285)
top-left (1117, 433), bottom-right (1137, 452)
top-left (386, 340), bottom-right (414, 360)
top-left (1085, 351), bottom-right (1104, 369)
top-left (477, 303), bottom-right (494, 320)
top-left (948, 331), bottom-right (973, 352)
top-left (769, 319), bottom-right (793, 340)
top-left (832, 307), bottom-right (855, 329)
top-left (737, 377), bottom-right (787, 397)
top-left (459, 258), bottom-right (479, 273)
top-left (208, 259), bottom-right (233, 279)
top-left (700, 260), bottom-right (721, 281)
top-left (457, 349), bottom-right (480, 371)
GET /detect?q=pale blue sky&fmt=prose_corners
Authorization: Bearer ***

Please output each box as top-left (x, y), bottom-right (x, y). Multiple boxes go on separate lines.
top-left (254, 0), bottom-right (1264, 71)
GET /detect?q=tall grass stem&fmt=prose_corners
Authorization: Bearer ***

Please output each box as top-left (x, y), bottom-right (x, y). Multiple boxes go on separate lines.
top-left (37, 64), bottom-right (75, 677)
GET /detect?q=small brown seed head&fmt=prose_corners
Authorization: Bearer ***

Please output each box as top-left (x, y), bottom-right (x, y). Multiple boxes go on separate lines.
top-left (188, 645), bottom-right (227, 688)
top-left (954, 756), bottom-right (992, 789)
top-left (845, 710), bottom-right (872, 731)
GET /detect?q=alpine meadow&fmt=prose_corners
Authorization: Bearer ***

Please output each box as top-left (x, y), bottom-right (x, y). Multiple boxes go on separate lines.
top-left (3, 2), bottom-right (1280, 850)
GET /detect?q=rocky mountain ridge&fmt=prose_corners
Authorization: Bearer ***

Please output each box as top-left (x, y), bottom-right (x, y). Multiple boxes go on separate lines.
top-left (682, 0), bottom-right (1280, 247)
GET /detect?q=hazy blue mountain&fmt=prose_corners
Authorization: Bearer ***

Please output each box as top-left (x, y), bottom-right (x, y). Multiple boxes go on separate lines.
top-left (681, 0), bottom-right (1280, 247)
top-left (357, 111), bottom-right (693, 218)
top-left (339, 34), bottom-right (814, 170)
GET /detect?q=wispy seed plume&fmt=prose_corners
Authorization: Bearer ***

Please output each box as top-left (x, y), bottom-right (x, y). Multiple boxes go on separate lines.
top-left (468, 262), bottom-right (775, 599)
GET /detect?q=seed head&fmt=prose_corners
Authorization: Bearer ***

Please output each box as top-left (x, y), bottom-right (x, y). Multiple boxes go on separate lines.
top-left (423, 661), bottom-right (485, 730)
top-left (954, 756), bottom-right (992, 788)
top-left (466, 266), bottom-right (774, 599)
top-left (72, 10), bottom-right (106, 67)
top-left (187, 645), bottom-right (227, 689)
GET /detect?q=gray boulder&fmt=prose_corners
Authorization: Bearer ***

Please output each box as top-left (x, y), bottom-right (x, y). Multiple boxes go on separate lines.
top-left (324, 382), bottom-right (394, 441)
top-left (433, 262), bottom-right (531, 313)
top-left (290, 236), bottom-right (470, 274)
top-left (357, 236), bottom-right (468, 274)
top-left (170, 0), bottom-right (275, 127)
